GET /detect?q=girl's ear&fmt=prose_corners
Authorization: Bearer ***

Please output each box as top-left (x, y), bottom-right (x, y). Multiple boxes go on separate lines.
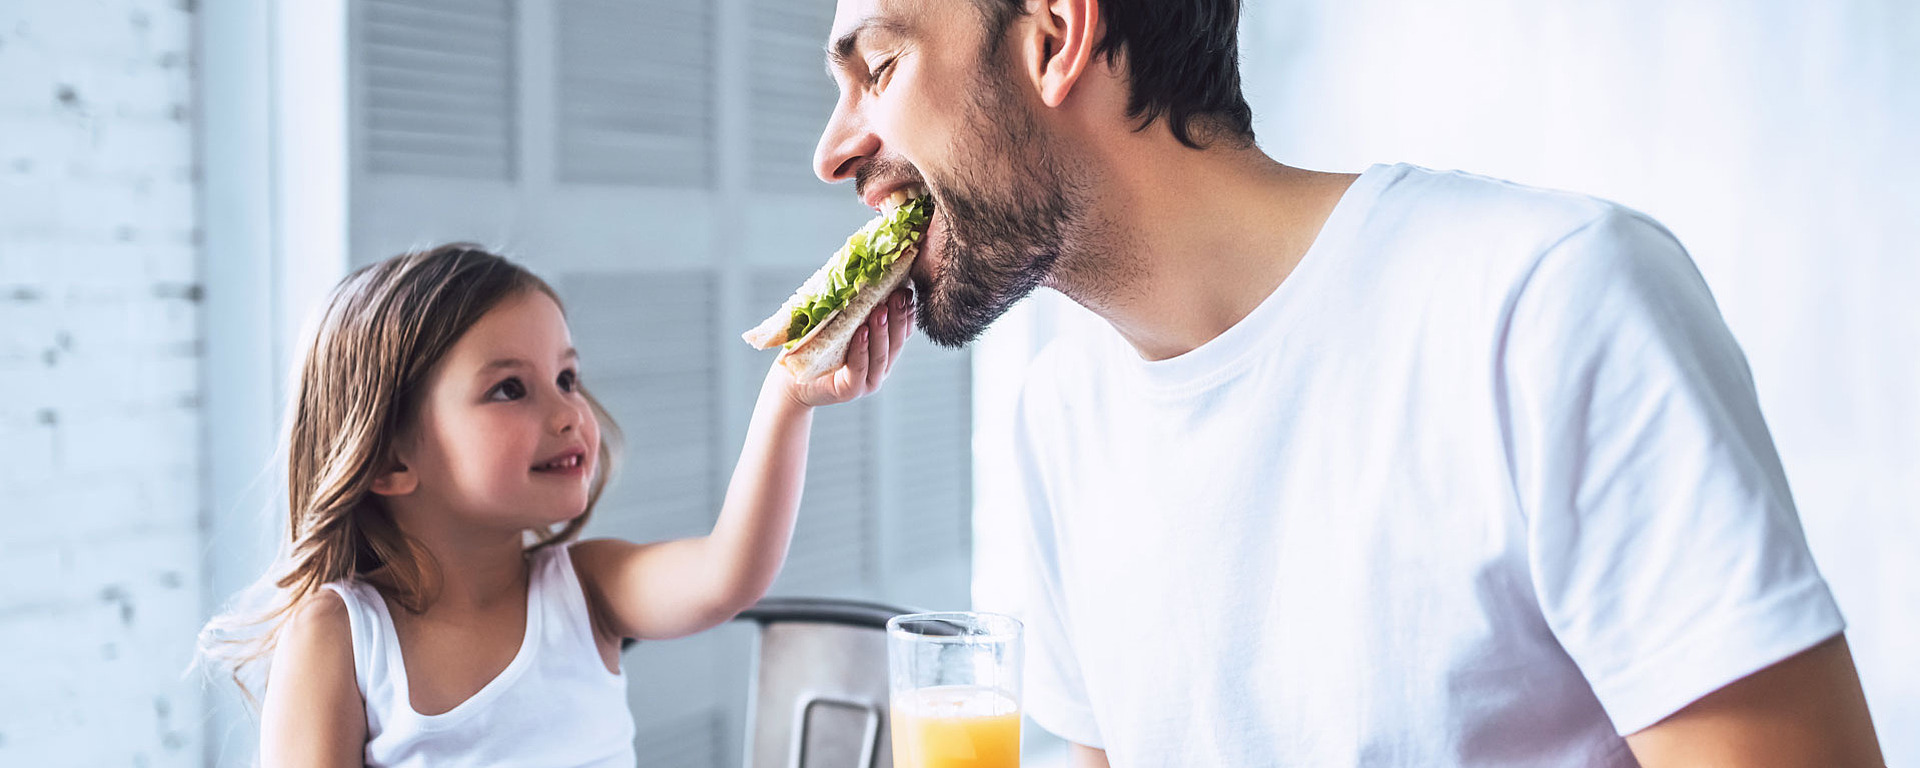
top-left (369, 460), bottom-right (417, 497)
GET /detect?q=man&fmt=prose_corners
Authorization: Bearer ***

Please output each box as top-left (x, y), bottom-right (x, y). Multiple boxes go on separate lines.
top-left (813, 0), bottom-right (1884, 765)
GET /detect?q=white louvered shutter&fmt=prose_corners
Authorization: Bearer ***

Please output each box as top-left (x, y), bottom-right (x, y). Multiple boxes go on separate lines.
top-left (556, 0), bottom-right (713, 187)
top-left (747, 0), bottom-right (838, 193)
top-left (562, 271), bottom-right (721, 544)
top-left (877, 337), bottom-right (973, 607)
top-left (362, 0), bottom-right (516, 179)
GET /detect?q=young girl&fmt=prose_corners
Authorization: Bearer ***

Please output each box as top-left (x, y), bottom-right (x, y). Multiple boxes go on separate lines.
top-left (199, 244), bottom-right (915, 766)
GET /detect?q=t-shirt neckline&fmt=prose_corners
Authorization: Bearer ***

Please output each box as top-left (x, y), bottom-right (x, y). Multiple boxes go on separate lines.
top-left (1112, 163), bottom-right (1403, 395)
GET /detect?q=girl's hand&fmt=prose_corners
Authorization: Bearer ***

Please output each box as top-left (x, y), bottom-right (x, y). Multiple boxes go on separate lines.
top-left (782, 288), bottom-right (914, 408)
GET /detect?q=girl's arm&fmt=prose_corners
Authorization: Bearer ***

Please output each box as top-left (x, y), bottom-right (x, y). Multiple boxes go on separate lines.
top-left (573, 291), bottom-right (914, 641)
top-left (261, 595), bottom-right (366, 767)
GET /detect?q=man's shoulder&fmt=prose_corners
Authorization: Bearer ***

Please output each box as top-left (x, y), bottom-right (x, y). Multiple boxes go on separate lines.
top-left (1367, 164), bottom-right (1646, 254)
top-left (1377, 164), bottom-right (1617, 221)
top-left (1354, 164), bottom-right (1682, 299)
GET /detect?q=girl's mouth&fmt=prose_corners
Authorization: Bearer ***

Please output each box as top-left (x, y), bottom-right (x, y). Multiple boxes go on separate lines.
top-left (532, 450), bottom-right (588, 476)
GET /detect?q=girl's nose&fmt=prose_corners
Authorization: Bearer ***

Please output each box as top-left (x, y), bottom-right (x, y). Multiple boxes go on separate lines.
top-left (551, 398), bottom-right (585, 434)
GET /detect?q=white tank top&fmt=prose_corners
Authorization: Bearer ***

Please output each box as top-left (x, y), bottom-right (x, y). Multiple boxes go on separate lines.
top-left (322, 543), bottom-right (636, 767)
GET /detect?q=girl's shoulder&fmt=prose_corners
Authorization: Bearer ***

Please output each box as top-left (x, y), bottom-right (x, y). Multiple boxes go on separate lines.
top-left (265, 591), bottom-right (360, 712)
top-left (558, 538), bottom-right (620, 591)
top-left (260, 591), bottom-right (367, 758)
top-left (547, 538), bottom-right (631, 645)
top-left (276, 590), bottom-right (356, 677)
top-left (275, 579), bottom-right (385, 699)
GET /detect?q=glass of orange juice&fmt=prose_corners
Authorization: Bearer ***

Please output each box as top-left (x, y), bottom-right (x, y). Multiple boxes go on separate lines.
top-left (886, 611), bottom-right (1024, 768)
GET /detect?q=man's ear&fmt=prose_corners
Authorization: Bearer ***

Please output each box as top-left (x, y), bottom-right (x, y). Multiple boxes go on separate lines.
top-left (369, 456), bottom-right (418, 497)
top-left (1020, 0), bottom-right (1102, 109)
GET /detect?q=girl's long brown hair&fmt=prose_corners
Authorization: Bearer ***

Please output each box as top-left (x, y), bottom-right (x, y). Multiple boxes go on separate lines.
top-left (197, 244), bottom-right (620, 702)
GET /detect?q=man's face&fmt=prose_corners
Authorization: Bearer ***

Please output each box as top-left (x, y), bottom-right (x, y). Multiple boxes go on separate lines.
top-left (816, 0), bottom-right (1088, 347)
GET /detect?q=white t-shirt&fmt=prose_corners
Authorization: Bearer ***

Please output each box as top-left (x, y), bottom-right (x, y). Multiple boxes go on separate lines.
top-left (988, 164), bottom-right (1843, 766)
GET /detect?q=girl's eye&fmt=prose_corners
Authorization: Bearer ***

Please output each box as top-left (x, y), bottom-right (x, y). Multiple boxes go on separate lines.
top-left (488, 377), bottom-right (527, 402)
top-left (558, 369), bottom-right (578, 393)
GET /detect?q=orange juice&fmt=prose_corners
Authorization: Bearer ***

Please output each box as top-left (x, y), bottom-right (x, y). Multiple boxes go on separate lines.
top-left (890, 685), bottom-right (1021, 768)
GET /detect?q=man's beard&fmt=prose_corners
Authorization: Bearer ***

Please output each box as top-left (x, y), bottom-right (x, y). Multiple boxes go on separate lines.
top-left (864, 61), bottom-right (1086, 348)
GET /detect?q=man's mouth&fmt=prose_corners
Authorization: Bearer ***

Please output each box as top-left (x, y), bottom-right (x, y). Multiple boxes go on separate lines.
top-left (912, 207), bottom-right (948, 287)
top-left (873, 182), bottom-right (931, 214)
top-left (873, 182), bottom-right (940, 286)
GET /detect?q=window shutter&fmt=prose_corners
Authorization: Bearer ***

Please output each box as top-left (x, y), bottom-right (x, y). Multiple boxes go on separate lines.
top-left (362, 0), bottom-right (516, 179)
top-left (880, 336), bottom-right (973, 574)
top-left (555, 0), bottom-right (714, 187)
top-left (561, 270), bottom-right (721, 544)
top-left (747, 0), bottom-right (837, 193)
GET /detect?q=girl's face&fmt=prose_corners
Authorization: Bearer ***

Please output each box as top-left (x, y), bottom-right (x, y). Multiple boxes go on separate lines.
top-left (386, 290), bottom-right (601, 535)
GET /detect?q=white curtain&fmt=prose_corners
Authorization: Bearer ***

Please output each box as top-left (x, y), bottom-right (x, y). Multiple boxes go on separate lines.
top-left (975, 0), bottom-right (1919, 758)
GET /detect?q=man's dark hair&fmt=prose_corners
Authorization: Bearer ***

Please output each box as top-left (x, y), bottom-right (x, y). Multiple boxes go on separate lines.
top-left (974, 0), bottom-right (1256, 150)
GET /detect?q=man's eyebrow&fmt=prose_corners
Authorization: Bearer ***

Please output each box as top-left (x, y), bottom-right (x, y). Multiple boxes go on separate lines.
top-left (827, 16), bottom-right (913, 73)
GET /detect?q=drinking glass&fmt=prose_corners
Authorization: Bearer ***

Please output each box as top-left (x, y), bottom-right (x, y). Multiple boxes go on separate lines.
top-left (886, 611), bottom-right (1024, 768)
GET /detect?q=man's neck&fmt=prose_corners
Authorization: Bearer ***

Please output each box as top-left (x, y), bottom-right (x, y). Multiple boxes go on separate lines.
top-left (1056, 137), bottom-right (1358, 361)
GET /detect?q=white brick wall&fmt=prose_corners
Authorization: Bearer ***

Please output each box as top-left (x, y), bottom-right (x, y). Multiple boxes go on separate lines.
top-left (0, 1), bottom-right (204, 766)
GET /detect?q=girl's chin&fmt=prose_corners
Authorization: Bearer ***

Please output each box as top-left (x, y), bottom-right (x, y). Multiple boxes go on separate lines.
top-left (535, 503), bottom-right (590, 527)
top-left (510, 496), bottom-right (590, 531)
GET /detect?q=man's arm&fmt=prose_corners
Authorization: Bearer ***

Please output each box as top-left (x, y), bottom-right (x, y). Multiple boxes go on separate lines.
top-left (1625, 635), bottom-right (1883, 767)
top-left (1069, 743), bottom-right (1111, 768)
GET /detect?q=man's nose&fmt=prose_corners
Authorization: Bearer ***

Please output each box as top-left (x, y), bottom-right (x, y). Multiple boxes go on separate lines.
top-left (814, 96), bottom-right (881, 184)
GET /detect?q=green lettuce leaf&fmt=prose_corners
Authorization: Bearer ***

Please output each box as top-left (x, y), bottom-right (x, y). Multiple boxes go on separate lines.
top-left (784, 196), bottom-right (932, 347)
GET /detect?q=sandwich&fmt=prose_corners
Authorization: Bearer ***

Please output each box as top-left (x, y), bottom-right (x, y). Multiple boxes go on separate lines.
top-left (741, 186), bottom-right (932, 380)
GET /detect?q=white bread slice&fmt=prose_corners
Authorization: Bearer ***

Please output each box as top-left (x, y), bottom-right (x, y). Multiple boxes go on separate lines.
top-left (775, 242), bottom-right (918, 381)
top-left (741, 257), bottom-right (843, 350)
